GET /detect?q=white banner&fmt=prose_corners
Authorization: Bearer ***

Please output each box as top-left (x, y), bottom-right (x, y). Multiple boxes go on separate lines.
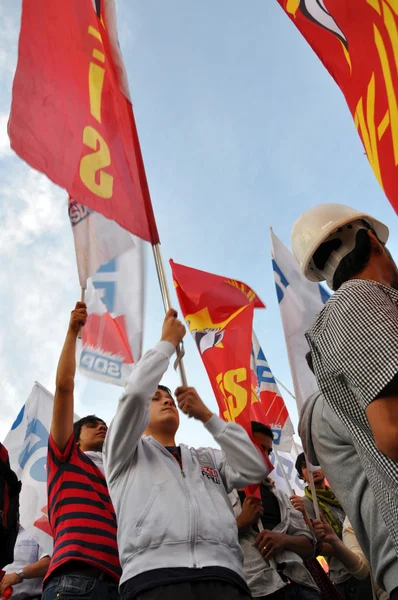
top-left (251, 332), bottom-right (294, 452)
top-left (77, 246), bottom-right (145, 386)
top-left (70, 200), bottom-right (145, 386)
top-left (3, 384), bottom-right (80, 555)
top-left (271, 443), bottom-right (305, 497)
top-left (270, 230), bottom-right (329, 410)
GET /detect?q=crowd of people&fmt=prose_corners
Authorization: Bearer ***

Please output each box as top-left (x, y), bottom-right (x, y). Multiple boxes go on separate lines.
top-left (0, 202), bottom-right (397, 600)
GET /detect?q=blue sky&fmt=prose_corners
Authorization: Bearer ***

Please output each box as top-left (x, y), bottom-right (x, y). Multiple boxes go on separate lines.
top-left (0, 0), bottom-right (397, 448)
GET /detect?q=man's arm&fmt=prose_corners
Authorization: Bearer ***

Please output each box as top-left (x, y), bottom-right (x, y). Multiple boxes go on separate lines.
top-left (51, 302), bottom-right (87, 452)
top-left (313, 515), bottom-right (365, 576)
top-left (174, 387), bottom-right (271, 491)
top-left (0, 556), bottom-right (51, 594)
top-left (319, 284), bottom-right (398, 460)
top-left (290, 495), bottom-right (314, 532)
top-left (255, 530), bottom-right (314, 561)
top-left (366, 374), bottom-right (398, 461)
top-left (104, 309), bottom-right (185, 483)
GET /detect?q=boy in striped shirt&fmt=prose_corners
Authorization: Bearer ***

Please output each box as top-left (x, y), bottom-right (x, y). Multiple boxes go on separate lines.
top-left (42, 302), bottom-right (121, 600)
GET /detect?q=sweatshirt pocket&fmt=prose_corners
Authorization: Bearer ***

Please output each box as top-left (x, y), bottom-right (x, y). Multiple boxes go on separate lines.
top-left (132, 480), bottom-right (190, 550)
top-left (197, 487), bottom-right (238, 549)
top-left (135, 485), bottom-right (159, 530)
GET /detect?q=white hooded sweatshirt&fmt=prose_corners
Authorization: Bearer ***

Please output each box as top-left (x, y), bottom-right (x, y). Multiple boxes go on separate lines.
top-left (103, 341), bottom-right (269, 587)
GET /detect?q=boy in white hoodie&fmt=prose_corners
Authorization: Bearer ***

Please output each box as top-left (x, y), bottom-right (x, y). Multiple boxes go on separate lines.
top-left (104, 308), bottom-right (270, 600)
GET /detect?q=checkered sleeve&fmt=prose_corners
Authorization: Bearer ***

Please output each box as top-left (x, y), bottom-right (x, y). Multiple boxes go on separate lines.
top-left (320, 282), bottom-right (398, 409)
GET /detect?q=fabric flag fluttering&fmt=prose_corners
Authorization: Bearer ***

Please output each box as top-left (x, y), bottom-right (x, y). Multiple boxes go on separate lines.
top-left (251, 331), bottom-right (294, 452)
top-left (277, 0), bottom-right (398, 215)
top-left (69, 198), bottom-right (145, 385)
top-left (270, 230), bottom-right (329, 410)
top-left (3, 383), bottom-right (80, 555)
top-left (9, 0), bottom-right (159, 241)
top-left (170, 260), bottom-right (265, 434)
top-left (76, 251), bottom-right (145, 386)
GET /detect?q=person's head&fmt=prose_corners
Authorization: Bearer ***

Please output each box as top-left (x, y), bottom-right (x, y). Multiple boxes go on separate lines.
top-left (73, 415), bottom-right (107, 452)
top-left (291, 203), bottom-right (396, 290)
top-left (145, 385), bottom-right (180, 440)
top-left (295, 452), bottom-right (325, 489)
top-left (251, 421), bottom-right (274, 459)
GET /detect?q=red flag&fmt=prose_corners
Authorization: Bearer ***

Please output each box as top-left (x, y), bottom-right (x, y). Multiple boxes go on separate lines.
top-left (9, 0), bottom-right (159, 242)
top-left (277, 0), bottom-right (398, 215)
top-left (170, 260), bottom-right (265, 435)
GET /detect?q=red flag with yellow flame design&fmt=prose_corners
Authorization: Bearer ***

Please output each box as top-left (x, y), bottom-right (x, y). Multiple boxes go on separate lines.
top-left (9, 0), bottom-right (159, 242)
top-left (278, 0), bottom-right (398, 214)
top-left (170, 260), bottom-right (265, 435)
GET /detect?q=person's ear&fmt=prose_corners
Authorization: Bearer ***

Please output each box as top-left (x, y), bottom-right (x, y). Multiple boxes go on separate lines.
top-left (368, 230), bottom-right (384, 255)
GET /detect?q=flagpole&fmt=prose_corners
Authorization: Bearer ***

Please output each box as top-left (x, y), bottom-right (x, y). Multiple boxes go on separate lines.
top-left (273, 380), bottom-right (320, 517)
top-left (78, 286), bottom-right (86, 339)
top-left (274, 377), bottom-right (296, 401)
top-left (152, 244), bottom-right (188, 387)
top-left (305, 454), bottom-right (321, 520)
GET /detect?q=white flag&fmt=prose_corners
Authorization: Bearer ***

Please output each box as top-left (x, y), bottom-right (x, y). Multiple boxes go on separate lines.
top-left (70, 200), bottom-right (145, 386)
top-left (69, 199), bottom-right (137, 287)
top-left (270, 230), bottom-right (329, 410)
top-left (3, 383), bottom-right (80, 555)
top-left (76, 247), bottom-right (145, 386)
top-left (270, 443), bottom-right (305, 497)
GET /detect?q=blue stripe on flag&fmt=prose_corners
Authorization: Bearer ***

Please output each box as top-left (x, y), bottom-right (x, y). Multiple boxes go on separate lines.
top-left (318, 284), bottom-right (331, 304)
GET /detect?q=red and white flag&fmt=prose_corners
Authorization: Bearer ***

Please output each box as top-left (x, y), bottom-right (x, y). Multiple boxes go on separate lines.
top-left (70, 199), bottom-right (145, 385)
top-left (250, 332), bottom-right (294, 452)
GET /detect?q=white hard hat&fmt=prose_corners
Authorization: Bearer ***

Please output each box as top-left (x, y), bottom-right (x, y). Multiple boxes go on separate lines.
top-left (291, 203), bottom-right (389, 286)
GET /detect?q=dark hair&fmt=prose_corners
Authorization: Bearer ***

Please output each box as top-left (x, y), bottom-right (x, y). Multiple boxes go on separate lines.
top-left (73, 415), bottom-right (106, 442)
top-left (158, 384), bottom-right (173, 397)
top-left (305, 351), bottom-right (314, 375)
top-left (295, 452), bottom-right (306, 479)
top-left (251, 421), bottom-right (274, 440)
top-left (332, 228), bottom-right (373, 291)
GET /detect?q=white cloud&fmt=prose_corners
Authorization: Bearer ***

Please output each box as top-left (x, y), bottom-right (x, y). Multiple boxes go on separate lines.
top-left (0, 114), bottom-right (11, 157)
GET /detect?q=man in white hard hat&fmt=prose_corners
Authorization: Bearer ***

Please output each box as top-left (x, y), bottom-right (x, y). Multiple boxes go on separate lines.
top-left (290, 204), bottom-right (398, 570)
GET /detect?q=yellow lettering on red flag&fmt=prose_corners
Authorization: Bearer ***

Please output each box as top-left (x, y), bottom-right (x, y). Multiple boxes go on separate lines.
top-left (80, 126), bottom-right (113, 198)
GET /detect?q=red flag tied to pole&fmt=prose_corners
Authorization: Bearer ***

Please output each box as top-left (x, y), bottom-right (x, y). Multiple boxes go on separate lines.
top-left (9, 0), bottom-right (159, 241)
top-left (170, 260), bottom-right (265, 435)
top-left (277, 0), bottom-right (398, 215)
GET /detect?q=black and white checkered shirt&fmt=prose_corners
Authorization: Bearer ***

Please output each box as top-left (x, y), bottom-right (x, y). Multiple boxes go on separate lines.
top-left (305, 279), bottom-right (398, 553)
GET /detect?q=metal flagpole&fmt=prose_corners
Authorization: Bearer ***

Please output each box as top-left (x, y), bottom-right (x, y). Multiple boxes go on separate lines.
top-left (152, 244), bottom-right (188, 386)
top-left (292, 438), bottom-right (301, 457)
top-left (256, 517), bottom-right (277, 571)
top-left (274, 376), bottom-right (296, 401)
top-left (273, 380), bottom-right (320, 517)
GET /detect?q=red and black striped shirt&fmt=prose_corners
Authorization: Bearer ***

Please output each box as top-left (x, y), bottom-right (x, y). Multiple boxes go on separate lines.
top-left (45, 434), bottom-right (121, 583)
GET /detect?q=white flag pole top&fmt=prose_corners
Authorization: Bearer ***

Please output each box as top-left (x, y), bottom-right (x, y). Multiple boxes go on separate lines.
top-left (152, 244), bottom-right (188, 387)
